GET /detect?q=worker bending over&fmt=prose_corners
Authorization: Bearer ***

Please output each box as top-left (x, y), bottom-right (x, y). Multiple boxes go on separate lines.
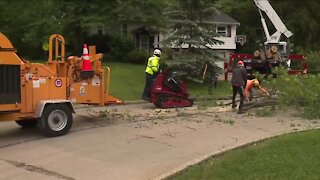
top-left (245, 79), bottom-right (269, 101)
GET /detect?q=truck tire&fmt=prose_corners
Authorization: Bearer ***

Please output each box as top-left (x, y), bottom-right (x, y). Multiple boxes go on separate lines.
top-left (38, 104), bottom-right (73, 137)
top-left (15, 119), bottom-right (38, 128)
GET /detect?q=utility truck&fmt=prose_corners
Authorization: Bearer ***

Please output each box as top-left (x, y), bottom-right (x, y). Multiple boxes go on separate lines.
top-left (225, 0), bottom-right (307, 79)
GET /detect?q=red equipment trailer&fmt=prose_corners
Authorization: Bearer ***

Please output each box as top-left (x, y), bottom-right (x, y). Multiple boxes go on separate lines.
top-left (224, 53), bottom-right (307, 80)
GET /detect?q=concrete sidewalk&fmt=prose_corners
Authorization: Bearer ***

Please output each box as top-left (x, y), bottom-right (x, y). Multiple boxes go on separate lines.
top-left (0, 103), bottom-right (318, 180)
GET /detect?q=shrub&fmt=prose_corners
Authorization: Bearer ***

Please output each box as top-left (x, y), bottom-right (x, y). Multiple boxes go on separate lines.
top-left (306, 51), bottom-right (320, 74)
top-left (85, 34), bottom-right (111, 54)
top-left (125, 49), bottom-right (149, 64)
top-left (109, 35), bottom-right (135, 62)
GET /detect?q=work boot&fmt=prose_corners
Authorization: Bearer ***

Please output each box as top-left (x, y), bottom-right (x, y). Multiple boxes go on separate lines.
top-left (232, 104), bottom-right (237, 109)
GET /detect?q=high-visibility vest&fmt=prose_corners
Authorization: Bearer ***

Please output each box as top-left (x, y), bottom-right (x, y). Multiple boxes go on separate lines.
top-left (145, 55), bottom-right (160, 75)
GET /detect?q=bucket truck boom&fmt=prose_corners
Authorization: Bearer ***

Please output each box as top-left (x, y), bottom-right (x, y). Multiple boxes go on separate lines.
top-left (253, 0), bottom-right (293, 44)
top-left (224, 0), bottom-right (307, 80)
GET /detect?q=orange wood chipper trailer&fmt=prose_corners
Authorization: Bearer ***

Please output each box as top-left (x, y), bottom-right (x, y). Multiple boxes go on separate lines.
top-left (0, 33), bottom-right (122, 137)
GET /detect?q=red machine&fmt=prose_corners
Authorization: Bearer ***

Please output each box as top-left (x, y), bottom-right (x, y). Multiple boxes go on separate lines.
top-left (150, 70), bottom-right (193, 108)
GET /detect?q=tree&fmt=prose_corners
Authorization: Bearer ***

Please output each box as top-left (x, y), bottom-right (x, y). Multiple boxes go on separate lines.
top-left (114, 0), bottom-right (169, 34)
top-left (0, 0), bottom-right (63, 59)
top-left (54, 0), bottom-right (119, 55)
top-left (0, 0), bottom-right (170, 59)
top-left (0, 0), bottom-right (121, 57)
top-left (162, 0), bottom-right (223, 81)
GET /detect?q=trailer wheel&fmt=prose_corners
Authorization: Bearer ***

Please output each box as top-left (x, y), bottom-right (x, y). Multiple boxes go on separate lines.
top-left (38, 104), bottom-right (73, 137)
top-left (15, 119), bottom-right (38, 128)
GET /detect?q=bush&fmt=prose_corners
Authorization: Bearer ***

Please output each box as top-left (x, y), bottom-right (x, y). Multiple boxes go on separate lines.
top-left (85, 34), bottom-right (111, 54)
top-left (306, 51), bottom-right (320, 74)
top-left (109, 35), bottom-right (135, 62)
top-left (125, 49), bottom-right (149, 64)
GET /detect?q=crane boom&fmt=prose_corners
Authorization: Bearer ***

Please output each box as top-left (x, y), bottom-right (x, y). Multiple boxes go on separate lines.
top-left (253, 0), bottom-right (293, 43)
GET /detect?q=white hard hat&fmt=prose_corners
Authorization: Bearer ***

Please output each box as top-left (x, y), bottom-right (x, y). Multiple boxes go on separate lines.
top-left (153, 49), bottom-right (161, 55)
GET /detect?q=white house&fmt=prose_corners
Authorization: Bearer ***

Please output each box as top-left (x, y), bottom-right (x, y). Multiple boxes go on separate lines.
top-left (89, 11), bottom-right (240, 70)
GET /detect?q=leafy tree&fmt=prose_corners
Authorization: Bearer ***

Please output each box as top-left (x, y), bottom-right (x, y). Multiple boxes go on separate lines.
top-left (53, 0), bottom-right (118, 55)
top-left (0, 0), bottom-right (62, 59)
top-left (162, 0), bottom-right (223, 81)
top-left (0, 0), bottom-right (124, 57)
top-left (114, 0), bottom-right (169, 34)
top-left (0, 0), bottom-right (170, 59)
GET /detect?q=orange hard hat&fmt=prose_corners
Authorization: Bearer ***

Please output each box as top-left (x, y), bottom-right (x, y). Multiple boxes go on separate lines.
top-left (237, 60), bottom-right (244, 66)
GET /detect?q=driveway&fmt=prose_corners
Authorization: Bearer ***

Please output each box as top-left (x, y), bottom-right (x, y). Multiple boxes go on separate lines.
top-left (0, 103), bottom-right (318, 180)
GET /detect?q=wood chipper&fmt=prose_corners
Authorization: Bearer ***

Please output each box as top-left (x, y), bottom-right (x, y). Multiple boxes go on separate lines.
top-left (0, 33), bottom-right (122, 137)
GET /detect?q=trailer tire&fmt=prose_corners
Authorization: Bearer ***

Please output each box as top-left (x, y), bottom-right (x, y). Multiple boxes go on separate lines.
top-left (38, 104), bottom-right (73, 137)
top-left (15, 119), bottom-right (38, 128)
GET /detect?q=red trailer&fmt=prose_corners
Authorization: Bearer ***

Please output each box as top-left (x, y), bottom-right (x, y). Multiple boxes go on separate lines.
top-left (224, 53), bottom-right (307, 80)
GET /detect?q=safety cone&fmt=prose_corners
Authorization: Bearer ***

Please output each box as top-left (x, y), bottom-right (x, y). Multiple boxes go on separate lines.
top-left (81, 43), bottom-right (94, 78)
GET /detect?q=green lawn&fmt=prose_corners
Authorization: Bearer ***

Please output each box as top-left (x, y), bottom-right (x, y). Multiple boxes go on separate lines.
top-left (106, 62), bottom-right (146, 101)
top-left (167, 130), bottom-right (320, 180)
top-left (187, 80), bottom-right (232, 99)
top-left (106, 62), bottom-right (232, 101)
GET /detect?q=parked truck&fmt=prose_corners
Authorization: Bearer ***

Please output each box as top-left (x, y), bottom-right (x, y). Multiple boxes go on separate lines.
top-left (224, 0), bottom-right (307, 80)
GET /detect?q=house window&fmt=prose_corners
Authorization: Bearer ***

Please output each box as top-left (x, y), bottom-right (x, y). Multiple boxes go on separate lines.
top-left (216, 26), bottom-right (227, 37)
top-left (98, 26), bottom-right (103, 36)
top-left (139, 35), bottom-right (149, 51)
top-left (121, 24), bottom-right (128, 37)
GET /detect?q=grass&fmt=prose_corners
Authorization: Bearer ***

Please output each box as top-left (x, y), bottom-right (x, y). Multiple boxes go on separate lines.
top-left (106, 62), bottom-right (232, 101)
top-left (106, 62), bottom-right (145, 101)
top-left (167, 130), bottom-right (320, 180)
top-left (187, 80), bottom-right (232, 99)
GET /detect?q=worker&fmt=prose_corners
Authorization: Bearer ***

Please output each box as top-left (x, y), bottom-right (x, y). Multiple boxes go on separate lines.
top-left (141, 49), bottom-right (161, 101)
top-left (245, 79), bottom-right (269, 101)
top-left (231, 60), bottom-right (247, 114)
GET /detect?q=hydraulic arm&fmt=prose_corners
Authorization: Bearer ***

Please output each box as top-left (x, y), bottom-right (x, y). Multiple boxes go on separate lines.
top-left (253, 0), bottom-right (293, 43)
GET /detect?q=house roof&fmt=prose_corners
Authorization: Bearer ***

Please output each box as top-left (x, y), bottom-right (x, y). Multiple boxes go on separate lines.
top-left (211, 11), bottom-right (240, 25)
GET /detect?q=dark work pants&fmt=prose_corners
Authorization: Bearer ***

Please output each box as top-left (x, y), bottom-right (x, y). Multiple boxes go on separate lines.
top-left (142, 73), bottom-right (156, 98)
top-left (232, 86), bottom-right (244, 110)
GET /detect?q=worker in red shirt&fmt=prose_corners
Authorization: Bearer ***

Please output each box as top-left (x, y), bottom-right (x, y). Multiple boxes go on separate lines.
top-left (245, 79), bottom-right (270, 101)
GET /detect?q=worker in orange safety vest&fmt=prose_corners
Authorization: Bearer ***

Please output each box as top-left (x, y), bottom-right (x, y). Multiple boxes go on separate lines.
top-left (245, 79), bottom-right (270, 101)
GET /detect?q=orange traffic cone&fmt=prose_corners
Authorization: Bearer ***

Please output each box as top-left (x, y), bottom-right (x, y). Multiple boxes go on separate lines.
top-left (81, 44), bottom-right (94, 78)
